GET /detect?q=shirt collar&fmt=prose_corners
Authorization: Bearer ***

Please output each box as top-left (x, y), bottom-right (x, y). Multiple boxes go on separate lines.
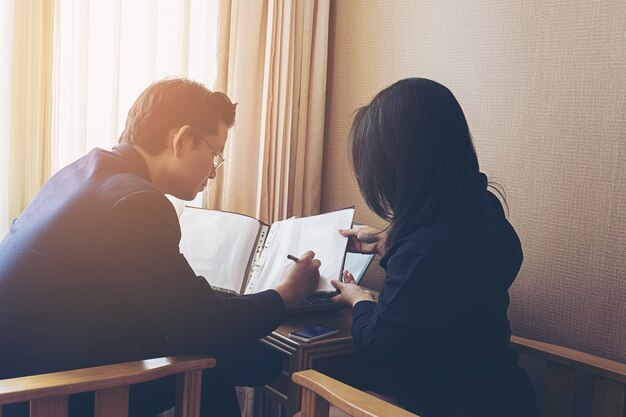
top-left (379, 172), bottom-right (488, 268)
top-left (431, 172), bottom-right (488, 224)
top-left (112, 142), bottom-right (152, 182)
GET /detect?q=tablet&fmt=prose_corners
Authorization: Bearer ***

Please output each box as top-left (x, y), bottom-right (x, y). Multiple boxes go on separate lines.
top-left (343, 252), bottom-right (375, 284)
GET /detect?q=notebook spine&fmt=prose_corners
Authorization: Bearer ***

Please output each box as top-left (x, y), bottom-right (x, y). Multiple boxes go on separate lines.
top-left (244, 225), bottom-right (271, 293)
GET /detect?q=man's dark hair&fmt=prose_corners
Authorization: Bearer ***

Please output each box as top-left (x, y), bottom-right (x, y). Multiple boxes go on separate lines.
top-left (349, 78), bottom-right (482, 249)
top-left (119, 78), bottom-right (236, 155)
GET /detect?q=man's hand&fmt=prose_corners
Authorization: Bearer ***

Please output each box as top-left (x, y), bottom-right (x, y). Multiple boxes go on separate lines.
top-left (274, 250), bottom-right (321, 310)
top-left (339, 225), bottom-right (387, 258)
top-left (330, 270), bottom-right (375, 307)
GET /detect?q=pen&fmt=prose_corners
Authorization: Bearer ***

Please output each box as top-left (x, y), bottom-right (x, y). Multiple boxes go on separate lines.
top-left (287, 254), bottom-right (300, 263)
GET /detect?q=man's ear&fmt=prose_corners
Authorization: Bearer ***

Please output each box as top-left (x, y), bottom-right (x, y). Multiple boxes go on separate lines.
top-left (171, 125), bottom-right (193, 157)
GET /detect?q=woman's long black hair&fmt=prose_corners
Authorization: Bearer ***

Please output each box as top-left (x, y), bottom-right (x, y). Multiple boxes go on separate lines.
top-left (349, 78), bottom-right (481, 250)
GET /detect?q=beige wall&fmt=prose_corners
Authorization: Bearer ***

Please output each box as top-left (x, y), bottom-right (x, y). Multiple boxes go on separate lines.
top-left (322, 0), bottom-right (626, 363)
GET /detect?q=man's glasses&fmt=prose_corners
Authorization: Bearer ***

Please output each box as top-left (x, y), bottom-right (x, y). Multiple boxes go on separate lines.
top-left (189, 127), bottom-right (226, 171)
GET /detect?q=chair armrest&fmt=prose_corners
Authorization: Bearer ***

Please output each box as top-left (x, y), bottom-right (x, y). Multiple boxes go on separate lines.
top-left (292, 370), bottom-right (418, 417)
top-left (511, 336), bottom-right (626, 384)
top-left (0, 355), bottom-right (216, 406)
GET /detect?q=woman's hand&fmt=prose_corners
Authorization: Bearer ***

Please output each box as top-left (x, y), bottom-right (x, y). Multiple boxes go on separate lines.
top-left (331, 270), bottom-right (375, 307)
top-left (339, 225), bottom-right (387, 258)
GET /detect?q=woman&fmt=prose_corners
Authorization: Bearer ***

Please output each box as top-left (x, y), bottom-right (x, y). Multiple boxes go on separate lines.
top-left (331, 78), bottom-right (539, 417)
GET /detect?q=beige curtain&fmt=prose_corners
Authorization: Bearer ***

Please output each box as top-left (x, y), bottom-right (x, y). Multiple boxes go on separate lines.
top-left (2, 0), bottom-right (220, 236)
top-left (209, 0), bottom-right (330, 224)
top-left (0, 0), bottom-right (15, 238)
top-left (8, 0), bottom-right (55, 226)
top-left (50, 0), bottom-right (220, 213)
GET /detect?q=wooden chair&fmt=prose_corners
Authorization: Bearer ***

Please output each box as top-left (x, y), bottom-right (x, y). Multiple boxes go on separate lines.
top-left (293, 335), bottom-right (626, 417)
top-left (510, 335), bottom-right (626, 417)
top-left (0, 355), bottom-right (215, 417)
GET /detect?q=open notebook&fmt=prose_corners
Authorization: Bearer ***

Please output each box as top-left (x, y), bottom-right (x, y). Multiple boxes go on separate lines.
top-left (178, 207), bottom-right (355, 303)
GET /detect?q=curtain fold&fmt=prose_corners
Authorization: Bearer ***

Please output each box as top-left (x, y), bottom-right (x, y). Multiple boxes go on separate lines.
top-left (0, 0), bottom-right (16, 237)
top-left (2, 0), bottom-right (221, 234)
top-left (291, 0), bottom-right (330, 217)
top-left (8, 0), bottom-right (56, 226)
top-left (209, 0), bottom-right (330, 224)
top-left (2, 0), bottom-right (321, 232)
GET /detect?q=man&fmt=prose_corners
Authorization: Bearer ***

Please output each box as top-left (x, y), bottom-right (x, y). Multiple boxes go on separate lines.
top-left (0, 78), bottom-right (321, 416)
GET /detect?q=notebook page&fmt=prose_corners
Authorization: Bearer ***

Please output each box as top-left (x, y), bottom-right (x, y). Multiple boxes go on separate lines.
top-left (244, 208), bottom-right (354, 294)
top-left (179, 207), bottom-right (260, 294)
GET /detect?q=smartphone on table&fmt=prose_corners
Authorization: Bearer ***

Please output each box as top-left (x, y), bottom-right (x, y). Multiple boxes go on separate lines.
top-left (288, 325), bottom-right (340, 343)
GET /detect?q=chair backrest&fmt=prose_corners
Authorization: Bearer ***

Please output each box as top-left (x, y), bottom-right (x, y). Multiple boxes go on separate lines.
top-left (0, 356), bottom-right (216, 417)
top-left (511, 335), bottom-right (626, 417)
top-left (293, 336), bottom-right (626, 417)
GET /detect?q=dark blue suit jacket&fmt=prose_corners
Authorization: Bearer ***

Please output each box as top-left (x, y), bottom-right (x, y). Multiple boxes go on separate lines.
top-left (0, 144), bottom-right (284, 379)
top-left (351, 174), bottom-right (539, 417)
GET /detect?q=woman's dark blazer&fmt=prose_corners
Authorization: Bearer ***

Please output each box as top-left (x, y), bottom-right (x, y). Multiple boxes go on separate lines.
top-left (351, 174), bottom-right (539, 417)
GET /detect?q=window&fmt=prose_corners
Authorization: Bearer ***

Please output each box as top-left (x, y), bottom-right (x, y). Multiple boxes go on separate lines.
top-left (52, 0), bottom-right (219, 208)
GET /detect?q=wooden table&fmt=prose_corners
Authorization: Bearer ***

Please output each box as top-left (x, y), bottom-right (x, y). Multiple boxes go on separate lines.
top-left (259, 307), bottom-right (360, 416)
